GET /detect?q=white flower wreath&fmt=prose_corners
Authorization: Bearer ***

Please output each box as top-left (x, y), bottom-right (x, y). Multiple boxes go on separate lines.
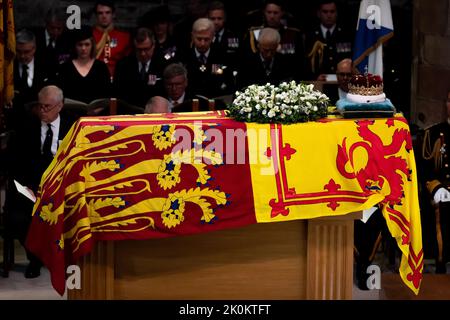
top-left (228, 81), bottom-right (329, 123)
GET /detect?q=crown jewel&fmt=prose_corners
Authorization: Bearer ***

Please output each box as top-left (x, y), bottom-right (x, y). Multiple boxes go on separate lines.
top-left (348, 74), bottom-right (384, 96)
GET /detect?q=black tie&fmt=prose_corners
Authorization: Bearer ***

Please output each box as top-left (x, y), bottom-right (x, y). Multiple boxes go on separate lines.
top-left (140, 63), bottom-right (147, 81)
top-left (264, 59), bottom-right (272, 75)
top-left (47, 39), bottom-right (55, 50)
top-left (21, 64), bottom-right (29, 88)
top-left (214, 33), bottom-right (220, 45)
top-left (326, 29), bottom-right (332, 41)
top-left (43, 123), bottom-right (53, 159)
top-left (199, 53), bottom-right (206, 65)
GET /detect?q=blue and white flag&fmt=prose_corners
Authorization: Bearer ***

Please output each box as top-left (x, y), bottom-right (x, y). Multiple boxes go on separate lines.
top-left (353, 0), bottom-right (394, 77)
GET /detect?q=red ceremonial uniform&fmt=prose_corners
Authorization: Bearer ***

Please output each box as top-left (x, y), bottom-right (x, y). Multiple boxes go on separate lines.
top-left (93, 27), bottom-right (132, 77)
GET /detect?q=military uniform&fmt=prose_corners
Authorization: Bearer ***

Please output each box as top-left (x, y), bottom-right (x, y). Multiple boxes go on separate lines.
top-left (421, 119), bottom-right (450, 273)
top-left (304, 24), bottom-right (352, 80)
top-left (93, 27), bottom-right (132, 77)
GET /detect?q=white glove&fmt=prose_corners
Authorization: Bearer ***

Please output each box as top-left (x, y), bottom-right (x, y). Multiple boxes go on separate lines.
top-left (433, 187), bottom-right (450, 204)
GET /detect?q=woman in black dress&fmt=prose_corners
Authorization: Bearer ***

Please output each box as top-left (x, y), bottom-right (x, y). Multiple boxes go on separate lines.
top-left (56, 27), bottom-right (111, 103)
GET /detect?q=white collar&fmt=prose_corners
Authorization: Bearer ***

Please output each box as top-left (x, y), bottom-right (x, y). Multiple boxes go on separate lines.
top-left (42, 114), bottom-right (61, 129)
top-left (45, 29), bottom-right (54, 47)
top-left (320, 24), bottom-right (336, 38)
top-left (195, 48), bottom-right (210, 59)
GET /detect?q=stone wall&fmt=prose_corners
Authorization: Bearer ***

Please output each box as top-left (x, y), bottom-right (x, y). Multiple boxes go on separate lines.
top-left (13, 0), bottom-right (184, 30)
top-left (411, 0), bottom-right (450, 128)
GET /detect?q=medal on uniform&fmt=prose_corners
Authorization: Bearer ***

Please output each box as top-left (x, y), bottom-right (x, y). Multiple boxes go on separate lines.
top-left (164, 47), bottom-right (176, 60)
top-left (147, 74), bottom-right (157, 85)
top-left (228, 38), bottom-right (239, 49)
top-left (199, 65), bottom-right (206, 72)
top-left (110, 38), bottom-right (118, 48)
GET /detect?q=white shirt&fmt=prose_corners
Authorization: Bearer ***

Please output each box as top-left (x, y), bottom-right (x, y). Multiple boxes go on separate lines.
top-left (41, 115), bottom-right (61, 156)
top-left (195, 48), bottom-right (210, 61)
top-left (320, 24), bottom-right (336, 39)
top-left (169, 92), bottom-right (186, 111)
top-left (140, 60), bottom-right (151, 73)
top-left (20, 58), bottom-right (34, 88)
top-left (45, 29), bottom-right (55, 48)
top-left (214, 29), bottom-right (224, 43)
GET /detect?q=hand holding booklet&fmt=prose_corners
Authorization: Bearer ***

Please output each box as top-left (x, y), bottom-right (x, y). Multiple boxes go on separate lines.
top-left (14, 180), bottom-right (36, 203)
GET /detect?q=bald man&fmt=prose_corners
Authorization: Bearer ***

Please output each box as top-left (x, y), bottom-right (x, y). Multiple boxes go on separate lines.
top-left (336, 58), bottom-right (353, 100)
top-left (144, 96), bottom-right (171, 113)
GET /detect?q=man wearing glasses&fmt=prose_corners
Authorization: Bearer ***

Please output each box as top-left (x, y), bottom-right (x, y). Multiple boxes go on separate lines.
top-left (114, 28), bottom-right (166, 109)
top-left (336, 58), bottom-right (353, 100)
top-left (4, 85), bottom-right (75, 278)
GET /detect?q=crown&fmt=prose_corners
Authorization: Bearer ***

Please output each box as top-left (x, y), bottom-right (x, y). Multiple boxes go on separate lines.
top-left (348, 74), bottom-right (384, 96)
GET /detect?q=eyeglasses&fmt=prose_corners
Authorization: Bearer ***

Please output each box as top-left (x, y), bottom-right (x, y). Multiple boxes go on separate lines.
top-left (38, 102), bottom-right (60, 112)
top-left (337, 72), bottom-right (353, 78)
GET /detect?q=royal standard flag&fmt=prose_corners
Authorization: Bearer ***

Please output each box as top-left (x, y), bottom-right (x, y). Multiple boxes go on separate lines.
top-left (353, 0), bottom-right (394, 76)
top-left (26, 112), bottom-right (422, 296)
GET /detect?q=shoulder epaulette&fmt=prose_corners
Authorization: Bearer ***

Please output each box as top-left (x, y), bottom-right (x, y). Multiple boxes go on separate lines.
top-left (248, 25), bottom-right (264, 31)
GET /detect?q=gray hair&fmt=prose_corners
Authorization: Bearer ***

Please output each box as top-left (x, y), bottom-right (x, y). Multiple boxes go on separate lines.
top-left (258, 28), bottom-right (280, 45)
top-left (163, 63), bottom-right (188, 81)
top-left (38, 85), bottom-right (64, 103)
top-left (16, 29), bottom-right (36, 45)
top-left (144, 96), bottom-right (170, 114)
top-left (192, 18), bottom-right (214, 34)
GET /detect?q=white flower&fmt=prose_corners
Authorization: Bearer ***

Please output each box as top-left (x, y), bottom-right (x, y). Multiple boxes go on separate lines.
top-left (229, 81), bottom-right (329, 123)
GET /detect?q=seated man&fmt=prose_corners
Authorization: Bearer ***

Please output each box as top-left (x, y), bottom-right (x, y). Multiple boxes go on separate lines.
top-left (238, 27), bottom-right (294, 89)
top-left (114, 27), bottom-right (166, 109)
top-left (162, 63), bottom-right (211, 112)
top-left (323, 58), bottom-right (353, 105)
top-left (178, 18), bottom-right (234, 99)
top-left (3, 85), bottom-right (75, 278)
top-left (144, 96), bottom-right (171, 114)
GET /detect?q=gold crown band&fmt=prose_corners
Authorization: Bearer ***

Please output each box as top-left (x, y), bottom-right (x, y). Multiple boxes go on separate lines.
top-left (348, 83), bottom-right (384, 96)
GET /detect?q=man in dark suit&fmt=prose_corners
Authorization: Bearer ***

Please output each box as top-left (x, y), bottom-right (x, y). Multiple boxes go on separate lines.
top-left (238, 27), bottom-right (294, 89)
top-left (33, 7), bottom-right (72, 77)
top-left (304, 0), bottom-right (353, 80)
top-left (207, 1), bottom-right (240, 71)
top-left (4, 85), bottom-right (75, 278)
top-left (162, 63), bottom-right (210, 112)
top-left (114, 28), bottom-right (166, 109)
top-left (8, 29), bottom-right (50, 130)
top-left (178, 18), bottom-right (235, 100)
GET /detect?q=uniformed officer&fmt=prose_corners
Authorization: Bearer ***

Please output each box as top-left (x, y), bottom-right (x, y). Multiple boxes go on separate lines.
top-left (421, 91), bottom-right (450, 273)
top-left (92, 0), bottom-right (132, 77)
top-left (304, 0), bottom-right (353, 80)
top-left (243, 0), bottom-right (305, 79)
